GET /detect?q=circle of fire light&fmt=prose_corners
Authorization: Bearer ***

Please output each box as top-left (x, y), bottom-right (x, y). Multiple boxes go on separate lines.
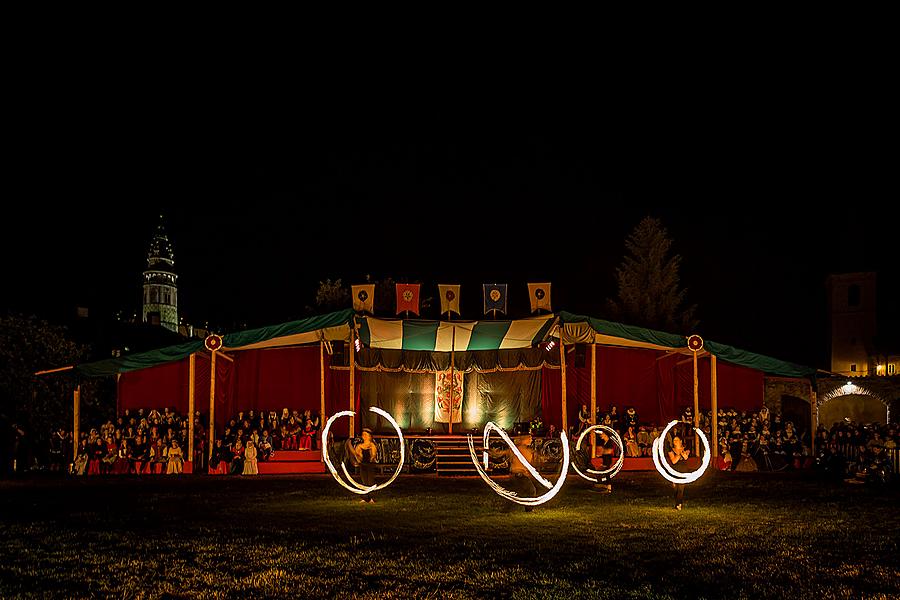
top-left (651, 420), bottom-right (710, 485)
top-left (321, 407), bottom-right (405, 496)
top-left (571, 425), bottom-right (625, 484)
top-left (467, 422), bottom-right (570, 506)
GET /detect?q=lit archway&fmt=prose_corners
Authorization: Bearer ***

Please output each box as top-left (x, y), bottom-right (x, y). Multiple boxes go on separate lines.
top-left (818, 382), bottom-right (891, 427)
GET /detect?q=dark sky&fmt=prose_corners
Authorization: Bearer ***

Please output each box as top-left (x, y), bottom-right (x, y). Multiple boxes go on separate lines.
top-left (3, 119), bottom-right (897, 371)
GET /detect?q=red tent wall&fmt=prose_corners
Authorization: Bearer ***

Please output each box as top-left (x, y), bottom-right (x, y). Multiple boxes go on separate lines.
top-left (117, 359), bottom-right (191, 415)
top-left (116, 354), bottom-right (232, 428)
top-left (596, 346), bottom-right (662, 425)
top-left (325, 362), bottom-right (358, 437)
top-left (675, 356), bottom-right (763, 414)
top-left (230, 347), bottom-right (323, 415)
top-left (541, 366), bottom-right (562, 430)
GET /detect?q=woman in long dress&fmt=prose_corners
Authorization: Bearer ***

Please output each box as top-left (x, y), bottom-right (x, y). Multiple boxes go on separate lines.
top-left (243, 440), bottom-right (258, 475)
top-left (166, 440), bottom-right (184, 474)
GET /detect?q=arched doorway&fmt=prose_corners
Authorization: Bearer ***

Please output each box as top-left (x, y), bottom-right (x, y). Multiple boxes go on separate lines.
top-left (818, 394), bottom-right (888, 429)
top-left (781, 395), bottom-right (811, 439)
top-left (817, 382), bottom-right (890, 430)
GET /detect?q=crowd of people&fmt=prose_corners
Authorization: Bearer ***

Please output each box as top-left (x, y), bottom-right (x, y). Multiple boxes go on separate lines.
top-left (209, 408), bottom-right (321, 475)
top-left (47, 407), bottom-right (323, 476)
top-left (571, 402), bottom-right (898, 480)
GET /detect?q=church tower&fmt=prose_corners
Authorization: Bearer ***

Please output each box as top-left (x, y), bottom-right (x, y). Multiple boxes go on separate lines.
top-left (142, 215), bottom-right (178, 332)
top-left (827, 272), bottom-right (876, 376)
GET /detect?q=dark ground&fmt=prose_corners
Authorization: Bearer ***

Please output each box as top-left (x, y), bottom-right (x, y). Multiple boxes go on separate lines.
top-left (0, 471), bottom-right (898, 599)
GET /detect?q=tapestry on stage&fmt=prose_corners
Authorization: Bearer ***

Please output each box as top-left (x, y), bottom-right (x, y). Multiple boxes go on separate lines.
top-left (434, 368), bottom-right (463, 423)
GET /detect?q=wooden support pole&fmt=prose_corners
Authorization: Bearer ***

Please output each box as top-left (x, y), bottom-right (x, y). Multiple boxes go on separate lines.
top-left (349, 329), bottom-right (356, 438)
top-left (320, 340), bottom-right (326, 458)
top-left (188, 353), bottom-right (196, 460)
top-left (810, 383), bottom-right (818, 455)
top-left (560, 336), bottom-right (568, 435)
top-left (693, 349), bottom-right (700, 456)
top-left (711, 354), bottom-right (718, 458)
top-left (208, 350), bottom-right (217, 462)
top-left (591, 343), bottom-right (597, 458)
top-left (73, 385), bottom-right (81, 460)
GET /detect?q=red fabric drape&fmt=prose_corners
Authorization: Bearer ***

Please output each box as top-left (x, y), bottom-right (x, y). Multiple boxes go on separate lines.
top-left (541, 366), bottom-right (561, 429)
top-left (117, 359), bottom-right (192, 415)
top-left (325, 364), bottom-right (358, 437)
top-left (596, 346), bottom-right (662, 425)
top-left (715, 360), bottom-right (764, 412)
top-left (230, 347), bottom-right (323, 414)
top-left (675, 356), bottom-right (763, 414)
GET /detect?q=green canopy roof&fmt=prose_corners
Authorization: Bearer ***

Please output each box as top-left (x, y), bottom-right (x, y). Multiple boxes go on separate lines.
top-left (72, 308), bottom-right (814, 380)
top-left (558, 311), bottom-right (816, 378)
top-left (75, 309), bottom-right (354, 377)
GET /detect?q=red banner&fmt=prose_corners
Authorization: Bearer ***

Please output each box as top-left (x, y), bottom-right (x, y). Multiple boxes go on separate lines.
top-left (395, 283), bottom-right (420, 315)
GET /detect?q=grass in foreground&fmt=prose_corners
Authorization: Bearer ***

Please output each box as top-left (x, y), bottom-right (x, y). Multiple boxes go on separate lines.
top-left (0, 471), bottom-right (898, 599)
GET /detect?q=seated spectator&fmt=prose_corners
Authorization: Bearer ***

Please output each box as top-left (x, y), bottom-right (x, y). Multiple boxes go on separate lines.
top-left (624, 426), bottom-right (640, 457)
top-left (258, 430), bottom-right (274, 461)
top-left (636, 426), bottom-right (650, 457)
top-left (167, 440), bottom-right (184, 474)
top-left (74, 440), bottom-right (89, 476)
top-left (299, 419), bottom-right (313, 451)
top-left (230, 440), bottom-right (245, 475)
top-left (130, 435), bottom-right (149, 474)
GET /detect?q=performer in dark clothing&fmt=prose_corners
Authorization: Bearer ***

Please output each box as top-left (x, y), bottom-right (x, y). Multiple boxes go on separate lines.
top-left (667, 435), bottom-right (691, 510)
top-left (593, 430), bottom-right (616, 493)
top-left (351, 428), bottom-right (379, 503)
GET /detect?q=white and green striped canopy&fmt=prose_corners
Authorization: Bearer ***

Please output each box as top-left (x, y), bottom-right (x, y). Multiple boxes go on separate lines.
top-left (357, 315), bottom-right (556, 352)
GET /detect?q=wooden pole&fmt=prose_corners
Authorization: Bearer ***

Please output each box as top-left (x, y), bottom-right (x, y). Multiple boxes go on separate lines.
top-left (208, 350), bottom-right (217, 462)
top-left (320, 340), bottom-right (326, 458)
top-left (810, 383), bottom-right (818, 455)
top-left (73, 385), bottom-right (81, 461)
top-left (560, 334), bottom-right (568, 435)
top-left (693, 348), bottom-right (700, 456)
top-left (591, 343), bottom-right (597, 458)
top-left (349, 329), bottom-right (355, 438)
top-left (188, 353), bottom-right (196, 461)
top-left (449, 325), bottom-right (456, 435)
top-left (711, 354), bottom-right (718, 458)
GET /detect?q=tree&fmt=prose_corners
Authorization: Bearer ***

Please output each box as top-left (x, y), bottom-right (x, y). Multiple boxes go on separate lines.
top-left (0, 314), bottom-right (99, 472)
top-left (314, 278), bottom-right (351, 312)
top-left (606, 217), bottom-right (698, 334)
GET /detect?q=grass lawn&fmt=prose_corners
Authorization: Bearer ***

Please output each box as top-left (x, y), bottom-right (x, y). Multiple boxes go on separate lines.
top-left (0, 471), bottom-right (898, 599)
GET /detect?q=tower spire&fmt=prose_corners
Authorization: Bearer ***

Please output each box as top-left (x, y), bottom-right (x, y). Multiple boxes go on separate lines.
top-left (142, 215), bottom-right (178, 332)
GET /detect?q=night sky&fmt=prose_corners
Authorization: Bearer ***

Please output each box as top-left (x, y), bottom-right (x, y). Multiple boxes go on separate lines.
top-left (4, 125), bottom-right (897, 370)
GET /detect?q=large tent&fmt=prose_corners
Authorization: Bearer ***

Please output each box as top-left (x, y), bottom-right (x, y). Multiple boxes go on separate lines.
top-left (62, 309), bottom-right (818, 469)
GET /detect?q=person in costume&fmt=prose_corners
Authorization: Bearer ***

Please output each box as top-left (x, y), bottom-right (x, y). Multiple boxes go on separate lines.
top-left (667, 434), bottom-right (691, 510)
top-left (350, 428), bottom-right (379, 503)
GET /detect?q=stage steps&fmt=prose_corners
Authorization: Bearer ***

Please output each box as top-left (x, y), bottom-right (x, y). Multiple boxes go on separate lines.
top-left (434, 435), bottom-right (478, 476)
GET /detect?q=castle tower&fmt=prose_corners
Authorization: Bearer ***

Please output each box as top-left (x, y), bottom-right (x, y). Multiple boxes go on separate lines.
top-left (827, 272), bottom-right (876, 376)
top-left (142, 215), bottom-right (178, 332)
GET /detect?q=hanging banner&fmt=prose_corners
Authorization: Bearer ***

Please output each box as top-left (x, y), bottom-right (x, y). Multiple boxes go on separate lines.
top-left (434, 369), bottom-right (463, 423)
top-left (352, 284), bottom-right (375, 313)
top-left (527, 282), bottom-right (552, 313)
top-left (396, 283), bottom-right (421, 315)
top-left (438, 284), bottom-right (461, 316)
top-left (483, 283), bottom-right (508, 315)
